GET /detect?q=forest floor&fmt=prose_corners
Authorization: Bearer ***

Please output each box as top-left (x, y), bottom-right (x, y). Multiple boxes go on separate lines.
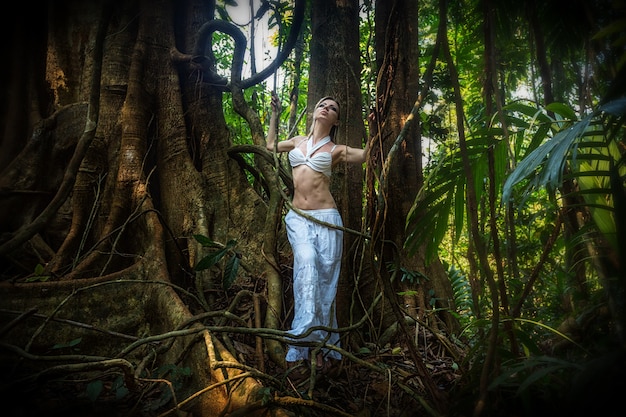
top-left (2, 274), bottom-right (466, 417)
top-left (236, 328), bottom-right (466, 417)
top-left (268, 348), bottom-right (462, 417)
top-left (218, 274), bottom-right (466, 417)
top-left (3, 334), bottom-right (464, 417)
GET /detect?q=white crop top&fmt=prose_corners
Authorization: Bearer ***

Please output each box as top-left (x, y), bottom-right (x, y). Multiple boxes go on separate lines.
top-left (288, 136), bottom-right (336, 177)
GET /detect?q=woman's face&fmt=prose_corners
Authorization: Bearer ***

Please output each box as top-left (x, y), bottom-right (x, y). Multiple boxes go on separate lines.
top-left (315, 98), bottom-right (340, 123)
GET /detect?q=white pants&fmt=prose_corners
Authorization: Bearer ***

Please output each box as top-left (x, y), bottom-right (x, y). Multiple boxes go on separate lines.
top-left (284, 208), bottom-right (343, 362)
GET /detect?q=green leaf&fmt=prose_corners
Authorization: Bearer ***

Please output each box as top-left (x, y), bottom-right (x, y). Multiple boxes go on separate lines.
top-left (115, 385), bottom-right (129, 400)
top-left (86, 380), bottom-right (103, 402)
top-left (25, 274), bottom-right (50, 283)
top-left (502, 115), bottom-right (592, 202)
top-left (195, 248), bottom-right (228, 271)
top-left (68, 338), bottom-right (82, 347)
top-left (599, 97), bottom-right (626, 115)
top-left (26, 263), bottom-right (51, 282)
top-left (224, 239), bottom-right (238, 250)
top-left (52, 337), bottom-right (82, 350)
top-left (222, 253), bottom-right (241, 290)
top-left (112, 375), bottom-right (129, 400)
top-left (545, 102), bottom-right (577, 120)
top-left (259, 387), bottom-right (273, 406)
top-left (193, 234), bottom-right (218, 247)
top-left (592, 18), bottom-right (626, 40)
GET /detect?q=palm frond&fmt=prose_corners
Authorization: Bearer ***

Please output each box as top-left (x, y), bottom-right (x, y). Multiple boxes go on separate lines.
top-left (503, 98), bottom-right (626, 250)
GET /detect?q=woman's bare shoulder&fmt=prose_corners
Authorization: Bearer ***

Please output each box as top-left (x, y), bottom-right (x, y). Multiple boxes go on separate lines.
top-left (332, 143), bottom-right (366, 164)
top-left (290, 135), bottom-right (309, 146)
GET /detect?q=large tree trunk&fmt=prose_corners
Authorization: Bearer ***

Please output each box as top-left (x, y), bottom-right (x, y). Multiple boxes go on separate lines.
top-left (370, 0), bottom-right (457, 412)
top-left (373, 0), bottom-right (457, 336)
top-left (0, 0), bottom-right (290, 415)
top-left (308, 0), bottom-right (369, 356)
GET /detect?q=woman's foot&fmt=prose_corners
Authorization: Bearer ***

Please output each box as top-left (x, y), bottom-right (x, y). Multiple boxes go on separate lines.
top-left (315, 353), bottom-right (324, 371)
top-left (316, 356), bottom-right (341, 377)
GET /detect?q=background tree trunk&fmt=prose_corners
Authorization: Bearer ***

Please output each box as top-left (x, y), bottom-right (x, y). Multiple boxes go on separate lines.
top-left (308, 0), bottom-right (370, 355)
top-left (374, 0), bottom-right (457, 336)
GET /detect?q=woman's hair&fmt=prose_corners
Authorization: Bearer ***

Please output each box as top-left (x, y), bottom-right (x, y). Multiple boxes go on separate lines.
top-left (308, 96), bottom-right (340, 140)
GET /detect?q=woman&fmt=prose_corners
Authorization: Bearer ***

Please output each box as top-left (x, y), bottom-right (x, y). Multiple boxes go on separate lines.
top-left (266, 91), bottom-right (368, 374)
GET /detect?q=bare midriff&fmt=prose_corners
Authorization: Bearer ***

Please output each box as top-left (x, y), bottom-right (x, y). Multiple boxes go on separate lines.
top-left (291, 165), bottom-right (336, 210)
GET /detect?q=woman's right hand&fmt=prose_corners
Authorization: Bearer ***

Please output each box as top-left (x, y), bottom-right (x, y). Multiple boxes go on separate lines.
top-left (271, 91), bottom-right (281, 114)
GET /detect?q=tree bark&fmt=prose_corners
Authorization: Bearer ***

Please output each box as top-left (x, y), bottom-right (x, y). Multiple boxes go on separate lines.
top-left (308, 0), bottom-right (369, 351)
top-left (0, 0), bottom-right (296, 415)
